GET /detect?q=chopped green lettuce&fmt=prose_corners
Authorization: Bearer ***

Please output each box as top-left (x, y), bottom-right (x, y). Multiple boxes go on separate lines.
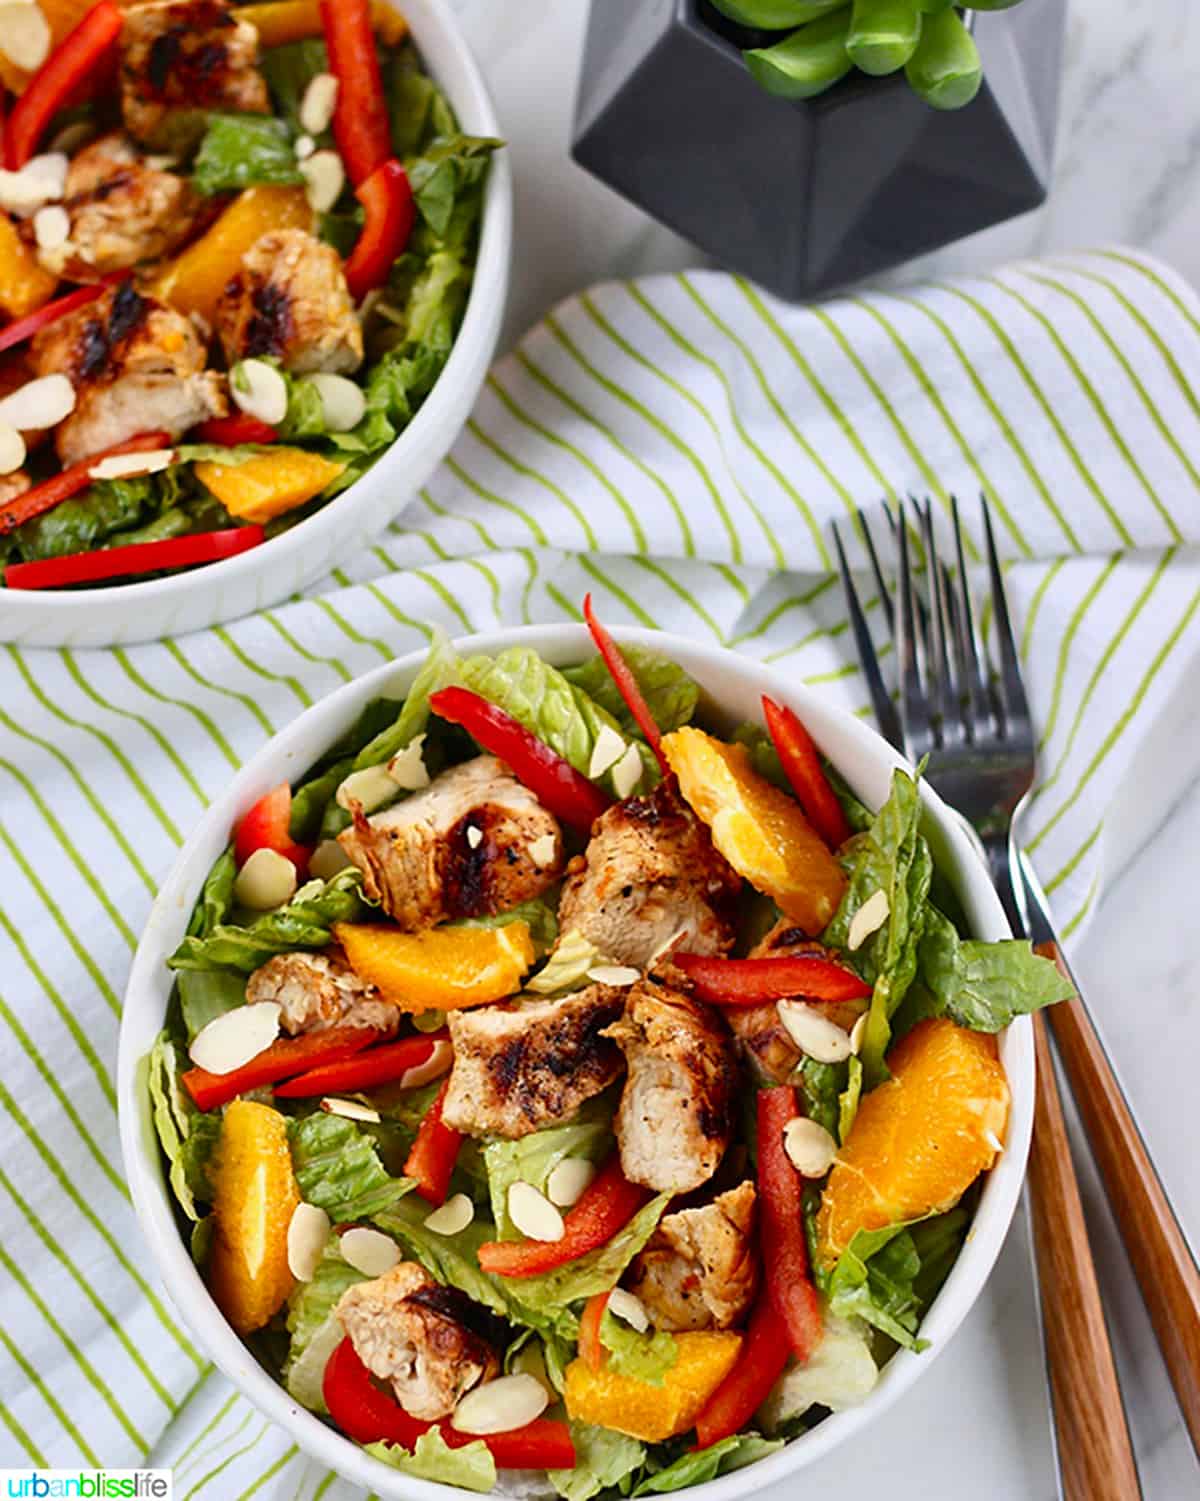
top-left (261, 39), bottom-right (329, 133)
top-left (633, 1434), bottom-right (784, 1494)
top-left (289, 695), bottom-right (406, 841)
top-left (504, 1194), bottom-right (671, 1312)
top-left (168, 867), bottom-right (369, 973)
top-left (409, 135), bottom-right (502, 240)
top-left (177, 970), bottom-right (245, 1042)
top-left (551, 1423), bottom-right (646, 1501)
top-left (382, 42), bottom-right (456, 158)
top-left (483, 1113), bottom-right (611, 1240)
top-left (366, 1431), bottom-right (496, 1492)
top-left (822, 1207), bottom-right (968, 1349)
top-left (795, 1056), bottom-right (844, 1141)
top-left (453, 896), bottom-right (559, 958)
top-left (731, 723), bottom-right (788, 790)
top-left (838, 1056), bottom-right (864, 1144)
top-left (192, 114), bottom-right (304, 195)
top-left (758, 1315), bottom-right (878, 1431)
top-left (146, 1032), bottom-right (221, 1219)
top-left (283, 1244), bottom-right (366, 1413)
top-left (526, 928), bottom-right (606, 995)
top-left (289, 1112), bottom-right (414, 1222)
top-left (599, 1310), bottom-right (678, 1385)
top-left (564, 647), bottom-right (699, 737)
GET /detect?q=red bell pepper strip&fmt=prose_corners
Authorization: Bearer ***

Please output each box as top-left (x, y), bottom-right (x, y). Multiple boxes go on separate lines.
top-left (0, 432), bottom-right (173, 536)
top-left (429, 686), bottom-right (612, 834)
top-left (478, 1153), bottom-right (650, 1278)
top-left (582, 592), bottom-right (670, 776)
top-left (672, 952), bottom-right (872, 1006)
top-left (4, 526), bottom-right (266, 590)
top-left (404, 1076), bottom-right (463, 1207)
top-left (5, 0), bottom-right (124, 169)
top-left (343, 158), bottom-right (415, 301)
top-left (192, 414), bottom-right (279, 446)
top-left (233, 782), bottom-right (311, 874)
top-left (274, 1032), bottom-right (449, 1098)
top-left (762, 695), bottom-right (852, 850)
top-left (756, 1086), bottom-right (822, 1362)
top-left (691, 1291), bottom-right (792, 1451)
top-left (319, 0), bottom-right (391, 185)
top-left (579, 1290), bottom-right (611, 1373)
top-left (182, 1025), bottom-right (386, 1112)
top-left (324, 1337), bottom-right (577, 1468)
top-left (0, 283), bottom-right (108, 355)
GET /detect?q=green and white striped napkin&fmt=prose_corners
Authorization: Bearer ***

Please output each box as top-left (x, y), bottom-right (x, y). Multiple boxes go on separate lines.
top-left (1, 245), bottom-right (1198, 1497)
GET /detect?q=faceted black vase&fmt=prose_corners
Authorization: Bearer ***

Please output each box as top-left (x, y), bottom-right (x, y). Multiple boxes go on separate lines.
top-left (571, 0), bottom-right (1066, 301)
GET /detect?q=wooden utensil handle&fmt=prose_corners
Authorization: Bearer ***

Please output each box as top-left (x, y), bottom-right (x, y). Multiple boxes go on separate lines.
top-left (1039, 941), bottom-right (1200, 1459)
top-left (1027, 1012), bottom-right (1142, 1500)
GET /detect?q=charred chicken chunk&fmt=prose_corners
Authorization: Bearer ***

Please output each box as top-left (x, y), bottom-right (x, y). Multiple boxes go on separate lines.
top-left (46, 132), bottom-right (205, 278)
top-left (216, 229), bottom-right (364, 375)
top-left (120, 0), bottom-right (270, 152)
top-left (726, 919), bottom-right (867, 1085)
top-left (336, 1262), bottom-right (499, 1422)
top-left (441, 984), bottom-right (627, 1139)
top-left (557, 778), bottom-right (740, 970)
top-left (630, 1182), bottom-right (758, 1332)
top-left (338, 754), bottom-right (564, 931)
top-left (604, 978), bottom-right (735, 1194)
top-left (30, 281), bottom-right (226, 465)
top-left (245, 948), bottom-right (401, 1036)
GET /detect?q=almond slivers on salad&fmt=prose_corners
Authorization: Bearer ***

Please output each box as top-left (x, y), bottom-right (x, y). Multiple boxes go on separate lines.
top-left (0, 0), bottom-right (497, 591)
top-left (147, 613), bottom-right (1074, 1494)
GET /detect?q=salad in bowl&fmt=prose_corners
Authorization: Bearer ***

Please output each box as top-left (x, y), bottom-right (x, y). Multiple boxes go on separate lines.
top-left (0, 0), bottom-right (498, 593)
top-left (136, 609), bottom-right (1072, 1496)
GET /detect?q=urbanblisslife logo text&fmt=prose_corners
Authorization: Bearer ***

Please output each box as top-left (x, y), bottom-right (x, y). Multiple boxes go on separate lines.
top-left (0, 1473), bottom-right (171, 1498)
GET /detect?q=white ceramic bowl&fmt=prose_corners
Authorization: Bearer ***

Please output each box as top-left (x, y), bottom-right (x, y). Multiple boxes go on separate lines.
top-left (1, 0), bottom-right (512, 648)
top-left (118, 625), bottom-right (1034, 1500)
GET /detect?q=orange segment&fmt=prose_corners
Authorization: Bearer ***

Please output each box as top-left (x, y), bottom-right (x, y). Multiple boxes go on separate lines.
top-left (815, 1017), bottom-right (1010, 1267)
top-left (334, 921), bottom-right (536, 1012)
top-left (662, 726), bottom-right (846, 933)
top-left (194, 448), bottom-right (346, 524)
top-left (564, 1331), bottom-right (743, 1442)
top-left (207, 1100), bottom-right (299, 1335)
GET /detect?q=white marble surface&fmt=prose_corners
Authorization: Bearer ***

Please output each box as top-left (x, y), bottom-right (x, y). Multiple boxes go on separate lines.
top-left (443, 2), bottom-right (1200, 1495)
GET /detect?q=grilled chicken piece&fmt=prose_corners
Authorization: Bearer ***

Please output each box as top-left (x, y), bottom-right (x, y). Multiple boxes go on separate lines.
top-left (630, 1182), bottom-right (758, 1332)
top-left (336, 1262), bottom-right (499, 1422)
top-left (120, 0), bottom-right (270, 153)
top-left (0, 470), bottom-right (31, 507)
top-left (604, 978), bottom-right (736, 1194)
top-left (216, 229), bottom-right (363, 374)
top-left (30, 281), bottom-right (226, 465)
top-left (245, 948), bottom-right (401, 1036)
top-left (43, 132), bottom-right (204, 278)
top-left (557, 778), bottom-right (741, 971)
top-left (442, 984), bottom-right (627, 1139)
top-left (726, 920), bottom-right (867, 1085)
top-left (338, 755), bottom-right (564, 931)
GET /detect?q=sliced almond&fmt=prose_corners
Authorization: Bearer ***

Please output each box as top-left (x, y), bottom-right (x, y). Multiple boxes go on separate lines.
top-left (300, 149), bottom-right (345, 213)
top-left (424, 1192), bottom-right (474, 1236)
top-left (611, 742), bottom-right (643, 799)
top-left (607, 1287), bottom-right (650, 1333)
top-left (189, 1001), bottom-right (281, 1075)
top-left (32, 203), bottom-right (69, 251)
top-left (985, 1130), bottom-right (1006, 1155)
top-left (340, 1226), bottom-right (401, 1277)
top-left (0, 422), bottom-right (25, 475)
top-left (387, 733), bottom-right (429, 790)
top-left (234, 847), bottom-right (297, 910)
top-left (299, 71), bottom-right (339, 136)
top-left (465, 824), bottom-right (483, 850)
top-left (452, 1373), bottom-right (549, 1435)
top-left (508, 1181), bottom-right (564, 1243)
top-left (586, 964), bottom-right (640, 987)
top-left (546, 1157), bottom-right (595, 1208)
top-left (0, 373), bottom-right (75, 432)
top-left (321, 1096), bottom-right (381, 1123)
top-left (588, 723), bottom-right (626, 779)
top-left (294, 133), bottom-right (316, 161)
top-left (528, 832), bottom-right (557, 868)
top-left (287, 1202), bottom-right (331, 1281)
top-left (89, 448), bottom-right (176, 483)
top-left (336, 762), bottom-right (399, 814)
top-left (777, 1000), bottom-right (853, 1064)
top-left (231, 357), bottom-right (289, 426)
top-left (398, 1038), bottom-right (454, 1090)
top-left (849, 1011), bottom-right (869, 1056)
top-left (847, 889), bottom-right (890, 951)
top-left (0, 154), bottom-right (66, 217)
top-left (308, 371), bottom-right (365, 433)
top-left (308, 838), bottom-right (352, 882)
top-left (0, 3), bottom-right (51, 73)
top-left (783, 1116), bottom-right (839, 1178)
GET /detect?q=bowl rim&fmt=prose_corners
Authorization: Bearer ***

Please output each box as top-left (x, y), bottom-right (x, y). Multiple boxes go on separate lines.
top-left (117, 623), bottom-right (1034, 1501)
top-left (2, 0), bottom-right (513, 624)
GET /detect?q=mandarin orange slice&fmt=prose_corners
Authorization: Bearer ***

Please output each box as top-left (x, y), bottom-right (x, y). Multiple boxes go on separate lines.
top-left (335, 920), bottom-right (536, 1012)
top-left (815, 1017), bottom-right (1010, 1266)
top-left (563, 1331), bottom-right (744, 1442)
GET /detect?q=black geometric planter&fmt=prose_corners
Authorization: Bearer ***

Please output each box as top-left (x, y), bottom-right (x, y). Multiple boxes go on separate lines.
top-left (571, 0), bottom-right (1066, 301)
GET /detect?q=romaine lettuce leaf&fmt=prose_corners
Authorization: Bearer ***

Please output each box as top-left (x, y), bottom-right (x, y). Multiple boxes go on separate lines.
top-left (177, 969), bottom-right (245, 1042)
top-left (289, 1112), bottom-right (414, 1222)
top-left (795, 1056), bottom-right (843, 1141)
top-left (408, 135), bottom-right (500, 240)
top-left (483, 1114), bottom-right (612, 1242)
top-left (564, 648), bottom-right (699, 737)
top-left (838, 1056), bottom-right (863, 1144)
top-left (168, 867), bottom-right (369, 973)
top-left (261, 38), bottom-right (329, 134)
top-left (758, 1315), bottom-right (877, 1432)
top-left (550, 1423), bottom-right (646, 1501)
top-left (633, 1434), bottom-right (784, 1494)
top-left (599, 1311), bottom-right (677, 1385)
top-left (283, 1243), bottom-right (365, 1413)
top-left (188, 846), bottom-right (236, 937)
top-left (453, 895), bottom-right (559, 959)
top-left (366, 1431), bottom-right (496, 1492)
top-left (192, 114), bottom-right (303, 195)
top-left (526, 928), bottom-right (606, 995)
top-left (146, 1031), bottom-right (221, 1220)
top-left (502, 1194), bottom-right (671, 1312)
top-left (289, 695), bottom-right (406, 841)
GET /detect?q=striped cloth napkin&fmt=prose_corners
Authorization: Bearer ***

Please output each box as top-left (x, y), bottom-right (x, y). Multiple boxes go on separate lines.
top-left (1, 245), bottom-right (1197, 1498)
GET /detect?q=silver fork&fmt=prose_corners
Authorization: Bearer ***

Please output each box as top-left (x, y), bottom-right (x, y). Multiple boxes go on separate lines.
top-left (831, 496), bottom-right (1153, 1501)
